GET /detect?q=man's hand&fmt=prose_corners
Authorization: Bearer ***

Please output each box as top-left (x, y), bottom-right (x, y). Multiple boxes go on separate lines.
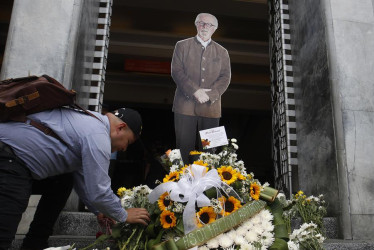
top-left (194, 89), bottom-right (211, 103)
top-left (125, 208), bottom-right (150, 226)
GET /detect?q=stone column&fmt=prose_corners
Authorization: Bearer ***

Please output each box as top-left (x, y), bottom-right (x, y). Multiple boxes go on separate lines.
top-left (0, 0), bottom-right (84, 87)
top-left (1, 0), bottom-right (100, 233)
top-left (289, 0), bottom-right (374, 240)
top-left (322, 0), bottom-right (374, 240)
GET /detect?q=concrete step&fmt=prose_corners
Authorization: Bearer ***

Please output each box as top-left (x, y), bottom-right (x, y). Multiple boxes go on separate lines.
top-left (324, 239), bottom-right (374, 250)
top-left (11, 236), bottom-right (374, 250)
top-left (54, 212), bottom-right (99, 236)
top-left (54, 212), bottom-right (340, 238)
top-left (11, 235), bottom-right (101, 250)
top-left (13, 212), bottom-right (374, 249)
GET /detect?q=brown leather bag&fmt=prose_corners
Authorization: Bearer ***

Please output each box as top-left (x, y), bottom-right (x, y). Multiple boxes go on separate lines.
top-left (0, 74), bottom-right (97, 142)
top-left (0, 75), bottom-right (76, 121)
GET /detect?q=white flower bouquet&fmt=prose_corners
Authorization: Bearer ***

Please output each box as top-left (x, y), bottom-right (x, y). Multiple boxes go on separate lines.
top-left (83, 139), bottom-right (327, 250)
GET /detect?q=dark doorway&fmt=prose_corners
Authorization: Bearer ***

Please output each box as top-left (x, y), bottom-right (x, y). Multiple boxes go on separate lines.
top-left (103, 0), bottom-right (273, 187)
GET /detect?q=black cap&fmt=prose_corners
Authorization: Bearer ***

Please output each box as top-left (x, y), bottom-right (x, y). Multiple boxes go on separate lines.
top-left (111, 108), bottom-right (142, 138)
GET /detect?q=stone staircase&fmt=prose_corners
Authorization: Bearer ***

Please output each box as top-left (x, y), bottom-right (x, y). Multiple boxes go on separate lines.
top-left (11, 212), bottom-right (374, 249)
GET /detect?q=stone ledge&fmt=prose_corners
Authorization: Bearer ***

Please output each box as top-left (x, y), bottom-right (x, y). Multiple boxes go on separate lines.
top-left (11, 236), bottom-right (374, 250)
top-left (324, 239), bottom-right (374, 250)
top-left (54, 212), bottom-right (99, 236)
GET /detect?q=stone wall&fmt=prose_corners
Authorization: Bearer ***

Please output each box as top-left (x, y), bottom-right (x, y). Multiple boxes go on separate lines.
top-left (0, 0), bottom-right (101, 234)
top-left (288, 0), bottom-right (339, 216)
top-left (289, 0), bottom-right (374, 240)
top-left (322, 0), bottom-right (374, 240)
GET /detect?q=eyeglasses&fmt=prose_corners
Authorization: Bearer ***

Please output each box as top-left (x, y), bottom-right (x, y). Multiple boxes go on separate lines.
top-left (196, 21), bottom-right (215, 28)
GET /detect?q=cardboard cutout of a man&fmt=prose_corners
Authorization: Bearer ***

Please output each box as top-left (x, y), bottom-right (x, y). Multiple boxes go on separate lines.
top-left (171, 13), bottom-right (231, 163)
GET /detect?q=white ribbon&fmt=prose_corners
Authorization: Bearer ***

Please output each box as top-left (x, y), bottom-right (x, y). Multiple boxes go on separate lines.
top-left (148, 164), bottom-right (240, 233)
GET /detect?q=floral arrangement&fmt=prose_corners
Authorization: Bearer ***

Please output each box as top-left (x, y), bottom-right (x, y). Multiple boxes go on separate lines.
top-left (277, 191), bottom-right (327, 250)
top-left (83, 139), bottom-right (328, 250)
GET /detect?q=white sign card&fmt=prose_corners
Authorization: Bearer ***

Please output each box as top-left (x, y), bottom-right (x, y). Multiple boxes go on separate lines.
top-left (199, 126), bottom-right (228, 149)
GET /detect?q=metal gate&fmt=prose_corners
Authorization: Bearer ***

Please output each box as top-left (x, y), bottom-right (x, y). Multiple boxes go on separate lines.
top-left (269, 0), bottom-right (298, 197)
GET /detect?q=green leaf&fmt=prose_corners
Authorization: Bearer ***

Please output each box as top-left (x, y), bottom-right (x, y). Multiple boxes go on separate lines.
top-left (145, 223), bottom-right (156, 237)
top-left (146, 230), bottom-right (164, 249)
top-left (110, 227), bottom-right (122, 238)
top-left (269, 238), bottom-right (289, 250)
top-left (204, 187), bottom-right (217, 199)
top-left (175, 218), bottom-right (184, 234)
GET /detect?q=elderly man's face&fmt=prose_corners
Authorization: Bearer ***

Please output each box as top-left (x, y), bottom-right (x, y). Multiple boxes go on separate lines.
top-left (196, 15), bottom-right (216, 42)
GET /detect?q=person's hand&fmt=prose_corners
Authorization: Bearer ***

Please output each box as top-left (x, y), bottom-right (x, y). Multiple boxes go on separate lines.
top-left (125, 208), bottom-right (150, 226)
top-left (194, 89), bottom-right (211, 103)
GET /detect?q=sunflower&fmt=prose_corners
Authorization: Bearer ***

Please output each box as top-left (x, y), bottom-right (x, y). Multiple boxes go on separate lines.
top-left (250, 182), bottom-right (261, 200)
top-left (189, 150), bottom-right (202, 155)
top-left (160, 210), bottom-right (177, 228)
top-left (196, 207), bottom-right (217, 227)
top-left (193, 160), bottom-right (208, 167)
top-left (217, 166), bottom-right (238, 185)
top-left (158, 192), bottom-right (172, 211)
top-left (219, 196), bottom-right (242, 216)
top-left (163, 171), bottom-right (180, 183)
top-left (237, 172), bottom-right (246, 180)
top-left (117, 187), bottom-right (126, 198)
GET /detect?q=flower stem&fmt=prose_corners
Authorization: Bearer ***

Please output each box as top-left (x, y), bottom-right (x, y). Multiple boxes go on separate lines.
top-left (121, 228), bottom-right (137, 250)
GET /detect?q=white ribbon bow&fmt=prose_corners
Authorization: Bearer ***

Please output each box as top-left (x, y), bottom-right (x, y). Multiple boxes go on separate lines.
top-left (148, 164), bottom-right (239, 233)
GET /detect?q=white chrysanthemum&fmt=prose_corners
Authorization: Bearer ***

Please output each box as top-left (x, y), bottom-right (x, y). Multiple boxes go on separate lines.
top-left (262, 182), bottom-right (270, 187)
top-left (169, 149), bottom-right (182, 162)
top-left (241, 220), bottom-right (254, 229)
top-left (316, 233), bottom-right (326, 243)
top-left (172, 202), bottom-right (185, 213)
top-left (232, 143), bottom-right (238, 149)
top-left (250, 215), bottom-right (262, 225)
top-left (277, 192), bottom-right (286, 199)
top-left (253, 225), bottom-right (264, 235)
top-left (241, 243), bottom-right (255, 250)
top-left (225, 229), bottom-right (237, 240)
top-left (245, 230), bottom-right (259, 242)
top-left (287, 241), bottom-right (299, 250)
top-left (260, 221), bottom-right (274, 232)
top-left (133, 185), bottom-right (151, 196)
top-left (236, 225), bottom-right (248, 236)
top-left (233, 235), bottom-right (246, 245)
top-left (231, 138), bottom-right (237, 143)
top-left (236, 160), bottom-right (244, 168)
top-left (206, 238), bottom-right (220, 249)
top-left (261, 231), bottom-right (275, 246)
top-left (170, 164), bottom-right (179, 173)
top-left (120, 196), bottom-right (134, 208)
top-left (218, 233), bottom-right (234, 248)
top-left (260, 209), bottom-right (274, 222)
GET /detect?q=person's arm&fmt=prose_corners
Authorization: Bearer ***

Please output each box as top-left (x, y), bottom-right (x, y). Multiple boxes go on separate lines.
top-left (76, 133), bottom-right (127, 222)
top-left (76, 133), bottom-right (150, 225)
top-left (171, 41), bottom-right (200, 98)
top-left (205, 49), bottom-right (231, 103)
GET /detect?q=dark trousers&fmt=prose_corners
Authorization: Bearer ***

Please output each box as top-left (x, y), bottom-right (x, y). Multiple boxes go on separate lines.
top-left (0, 146), bottom-right (73, 250)
top-left (174, 113), bottom-right (219, 164)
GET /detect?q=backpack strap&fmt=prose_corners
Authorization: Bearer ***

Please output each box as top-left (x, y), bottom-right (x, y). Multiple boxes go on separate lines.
top-left (28, 119), bottom-right (67, 144)
top-left (26, 106), bottom-right (101, 144)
